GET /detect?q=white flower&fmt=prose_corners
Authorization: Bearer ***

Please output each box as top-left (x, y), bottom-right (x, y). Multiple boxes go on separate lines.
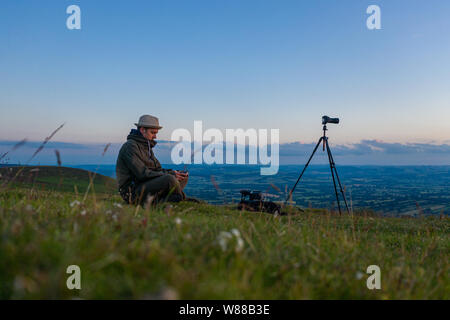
top-left (70, 200), bottom-right (81, 207)
top-left (230, 229), bottom-right (240, 237)
top-left (235, 237), bottom-right (244, 252)
top-left (80, 210), bottom-right (87, 216)
top-left (113, 203), bottom-right (123, 208)
top-left (218, 231), bottom-right (232, 251)
top-left (175, 217), bottom-right (182, 225)
top-left (218, 229), bottom-right (244, 253)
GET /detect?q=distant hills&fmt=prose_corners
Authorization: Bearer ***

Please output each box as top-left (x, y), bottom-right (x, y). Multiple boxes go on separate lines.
top-left (1, 164), bottom-right (449, 216)
top-left (71, 164), bottom-right (450, 216)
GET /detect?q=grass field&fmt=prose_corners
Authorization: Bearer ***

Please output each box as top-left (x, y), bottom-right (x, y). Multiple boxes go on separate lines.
top-left (0, 167), bottom-right (448, 299)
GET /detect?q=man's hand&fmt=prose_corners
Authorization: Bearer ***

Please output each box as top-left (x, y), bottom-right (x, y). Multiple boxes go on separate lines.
top-left (174, 170), bottom-right (189, 182)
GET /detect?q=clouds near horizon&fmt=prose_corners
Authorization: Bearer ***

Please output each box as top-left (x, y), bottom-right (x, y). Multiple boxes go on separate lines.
top-left (1, 139), bottom-right (449, 166)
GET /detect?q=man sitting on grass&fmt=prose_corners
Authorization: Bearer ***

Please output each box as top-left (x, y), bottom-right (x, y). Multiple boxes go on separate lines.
top-left (116, 114), bottom-right (189, 205)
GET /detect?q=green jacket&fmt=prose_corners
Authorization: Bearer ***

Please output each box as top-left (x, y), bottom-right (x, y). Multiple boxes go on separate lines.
top-left (116, 129), bottom-right (173, 190)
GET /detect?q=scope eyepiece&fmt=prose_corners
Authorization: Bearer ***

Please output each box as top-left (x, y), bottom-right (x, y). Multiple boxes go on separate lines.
top-left (322, 116), bottom-right (339, 125)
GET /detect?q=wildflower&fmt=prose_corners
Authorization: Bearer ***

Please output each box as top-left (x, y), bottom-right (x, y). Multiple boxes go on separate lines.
top-left (218, 231), bottom-right (232, 251)
top-left (218, 229), bottom-right (244, 253)
top-left (235, 236), bottom-right (244, 252)
top-left (70, 200), bottom-right (81, 207)
top-left (175, 217), bottom-right (182, 225)
top-left (113, 203), bottom-right (123, 208)
top-left (230, 228), bottom-right (240, 237)
top-left (80, 210), bottom-right (87, 216)
top-left (230, 228), bottom-right (244, 252)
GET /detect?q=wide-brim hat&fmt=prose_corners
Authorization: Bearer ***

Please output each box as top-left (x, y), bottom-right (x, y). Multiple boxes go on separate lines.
top-left (135, 115), bottom-right (162, 129)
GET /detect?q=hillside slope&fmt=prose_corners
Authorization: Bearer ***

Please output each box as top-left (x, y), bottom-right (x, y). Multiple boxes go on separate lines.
top-left (0, 166), bottom-right (117, 194)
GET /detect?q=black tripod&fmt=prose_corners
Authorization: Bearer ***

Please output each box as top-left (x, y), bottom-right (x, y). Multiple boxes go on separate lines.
top-left (285, 121), bottom-right (350, 215)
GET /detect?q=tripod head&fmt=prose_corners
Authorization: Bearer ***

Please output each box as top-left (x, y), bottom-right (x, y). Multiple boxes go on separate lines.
top-left (322, 115), bottom-right (339, 125)
top-left (321, 115), bottom-right (339, 139)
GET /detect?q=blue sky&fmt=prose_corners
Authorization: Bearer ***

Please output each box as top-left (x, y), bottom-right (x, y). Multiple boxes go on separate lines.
top-left (1, 0), bottom-right (450, 148)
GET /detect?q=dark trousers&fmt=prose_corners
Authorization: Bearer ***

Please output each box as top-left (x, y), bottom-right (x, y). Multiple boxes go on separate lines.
top-left (133, 174), bottom-right (188, 204)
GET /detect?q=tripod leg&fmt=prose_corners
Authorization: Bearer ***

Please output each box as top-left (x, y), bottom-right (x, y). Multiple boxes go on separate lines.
top-left (334, 167), bottom-right (350, 214)
top-left (285, 137), bottom-right (323, 204)
top-left (325, 138), bottom-right (342, 215)
top-left (326, 142), bottom-right (350, 214)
